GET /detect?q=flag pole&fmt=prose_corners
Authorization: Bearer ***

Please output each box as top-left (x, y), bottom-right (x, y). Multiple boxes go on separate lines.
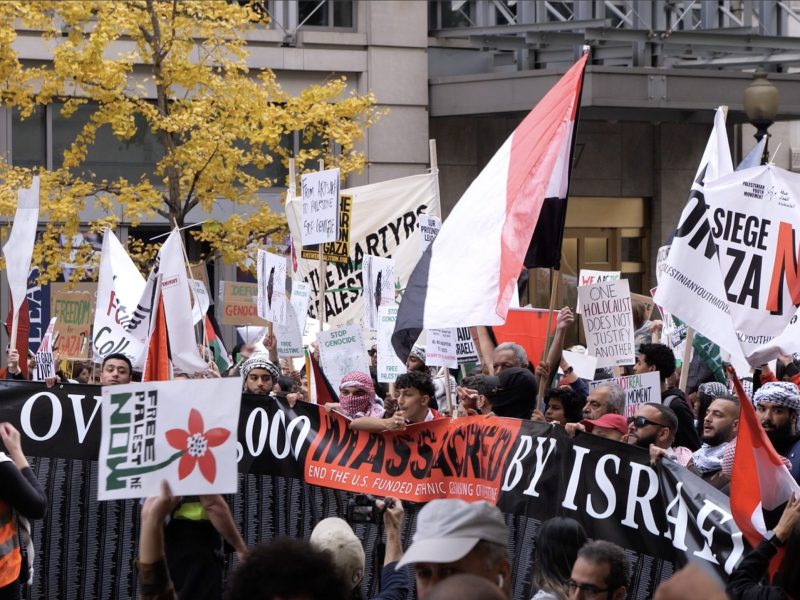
top-left (174, 220), bottom-right (205, 351)
top-left (318, 159), bottom-right (327, 332)
top-left (679, 327), bottom-right (695, 391)
top-left (8, 306), bottom-right (19, 369)
top-left (537, 269), bottom-right (560, 402)
top-left (442, 366), bottom-right (454, 416)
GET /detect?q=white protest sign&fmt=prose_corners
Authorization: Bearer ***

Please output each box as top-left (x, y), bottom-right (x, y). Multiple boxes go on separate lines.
top-left (559, 350), bottom-right (598, 381)
top-left (377, 305), bottom-right (406, 382)
top-left (363, 255), bottom-right (395, 330)
top-left (190, 279), bottom-right (211, 325)
top-left (419, 214), bottom-right (441, 254)
top-left (576, 270), bottom-right (621, 314)
top-left (257, 250), bottom-right (288, 325)
top-left (274, 282), bottom-right (311, 358)
top-left (589, 371), bottom-right (662, 417)
top-left (578, 279), bottom-right (635, 367)
top-left (426, 328), bottom-right (458, 369)
top-left (301, 168), bottom-right (340, 246)
top-left (34, 317), bottom-right (58, 381)
top-left (317, 324), bottom-right (370, 392)
top-left (455, 327), bottom-right (479, 365)
top-left (98, 378), bottom-right (241, 500)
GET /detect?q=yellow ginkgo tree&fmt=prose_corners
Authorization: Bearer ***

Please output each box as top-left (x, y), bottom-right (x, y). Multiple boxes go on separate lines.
top-left (0, 0), bottom-right (378, 282)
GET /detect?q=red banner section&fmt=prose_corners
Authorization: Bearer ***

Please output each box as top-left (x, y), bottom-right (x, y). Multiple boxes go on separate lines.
top-left (305, 413), bottom-right (522, 504)
top-left (492, 308), bottom-right (556, 364)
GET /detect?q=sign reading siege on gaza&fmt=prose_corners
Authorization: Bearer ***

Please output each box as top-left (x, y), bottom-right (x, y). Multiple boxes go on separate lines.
top-left (661, 164), bottom-right (800, 365)
top-left (301, 194), bottom-right (352, 264)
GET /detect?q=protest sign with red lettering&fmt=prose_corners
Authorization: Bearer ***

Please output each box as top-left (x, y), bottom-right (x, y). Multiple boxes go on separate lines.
top-left (220, 281), bottom-right (268, 326)
top-left (578, 279), bottom-right (635, 367)
top-left (576, 269), bottom-right (620, 313)
top-left (51, 283), bottom-right (96, 359)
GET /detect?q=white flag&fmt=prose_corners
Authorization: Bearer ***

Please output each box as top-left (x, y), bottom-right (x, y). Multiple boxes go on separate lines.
top-left (2, 176), bottom-right (39, 313)
top-left (257, 250), bottom-right (288, 325)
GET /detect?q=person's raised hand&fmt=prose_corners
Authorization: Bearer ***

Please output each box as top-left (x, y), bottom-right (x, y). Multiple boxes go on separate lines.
top-left (773, 493), bottom-right (800, 543)
top-left (531, 408), bottom-right (547, 423)
top-left (534, 361), bottom-right (549, 380)
top-left (141, 480), bottom-right (181, 526)
top-left (556, 306), bottom-right (574, 330)
top-left (0, 422), bottom-right (23, 457)
top-left (378, 497), bottom-right (403, 531)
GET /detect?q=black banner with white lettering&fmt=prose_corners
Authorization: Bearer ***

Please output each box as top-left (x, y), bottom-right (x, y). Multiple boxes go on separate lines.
top-left (0, 381), bottom-right (743, 599)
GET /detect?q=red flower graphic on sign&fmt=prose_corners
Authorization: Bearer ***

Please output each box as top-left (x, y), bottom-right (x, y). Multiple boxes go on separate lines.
top-left (165, 408), bottom-right (230, 483)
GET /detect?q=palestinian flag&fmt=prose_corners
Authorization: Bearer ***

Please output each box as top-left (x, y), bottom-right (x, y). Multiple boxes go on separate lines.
top-left (205, 313), bottom-right (232, 373)
top-left (392, 53), bottom-right (588, 361)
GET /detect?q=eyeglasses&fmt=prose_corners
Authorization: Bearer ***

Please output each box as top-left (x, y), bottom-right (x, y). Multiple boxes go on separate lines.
top-left (627, 416), bottom-right (665, 429)
top-left (566, 580), bottom-right (610, 598)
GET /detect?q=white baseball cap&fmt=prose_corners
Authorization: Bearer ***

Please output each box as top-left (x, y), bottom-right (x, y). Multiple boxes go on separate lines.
top-left (310, 517), bottom-right (365, 588)
top-left (396, 499), bottom-right (507, 568)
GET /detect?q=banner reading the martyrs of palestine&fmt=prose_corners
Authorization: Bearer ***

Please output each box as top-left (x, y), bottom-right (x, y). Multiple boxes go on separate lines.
top-left (0, 378), bottom-right (744, 599)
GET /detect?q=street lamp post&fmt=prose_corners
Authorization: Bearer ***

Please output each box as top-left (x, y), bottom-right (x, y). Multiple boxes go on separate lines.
top-left (742, 71), bottom-right (780, 165)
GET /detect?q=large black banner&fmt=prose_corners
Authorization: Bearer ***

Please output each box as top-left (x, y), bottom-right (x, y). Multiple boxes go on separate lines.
top-left (0, 381), bottom-right (744, 599)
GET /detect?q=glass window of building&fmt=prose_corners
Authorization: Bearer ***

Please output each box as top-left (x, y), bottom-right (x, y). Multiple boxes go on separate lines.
top-left (11, 106), bottom-right (46, 168)
top-left (297, 0), bottom-right (354, 28)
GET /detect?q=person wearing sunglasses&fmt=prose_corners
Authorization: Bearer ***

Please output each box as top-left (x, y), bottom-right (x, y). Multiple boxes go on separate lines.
top-left (566, 540), bottom-right (629, 600)
top-left (625, 403), bottom-right (693, 467)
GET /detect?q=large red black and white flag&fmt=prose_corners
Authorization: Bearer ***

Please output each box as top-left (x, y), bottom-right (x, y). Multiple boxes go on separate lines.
top-left (392, 53), bottom-right (587, 359)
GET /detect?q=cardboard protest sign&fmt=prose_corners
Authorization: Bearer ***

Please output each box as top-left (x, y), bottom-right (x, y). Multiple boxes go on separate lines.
top-left (455, 327), bottom-right (479, 365)
top-left (300, 194), bottom-right (352, 264)
top-left (419, 214), bottom-right (441, 253)
top-left (189, 262), bottom-right (212, 303)
top-left (559, 350), bottom-right (597, 380)
top-left (98, 378), bottom-right (241, 500)
top-left (576, 269), bottom-right (620, 313)
top-left (34, 317), bottom-right (57, 381)
top-left (274, 282), bottom-right (311, 358)
top-left (190, 279), bottom-right (211, 325)
top-left (363, 255), bottom-right (395, 330)
top-left (589, 371), bottom-right (662, 417)
top-left (492, 309), bottom-right (557, 368)
top-left (51, 282), bottom-right (96, 359)
top-left (301, 168), bottom-right (340, 246)
top-left (219, 281), bottom-right (268, 326)
top-left (427, 328), bottom-right (458, 369)
top-left (377, 305), bottom-right (406, 382)
top-left (578, 279), bottom-right (635, 367)
top-left (257, 250), bottom-right (287, 325)
top-left (317, 324), bottom-right (370, 392)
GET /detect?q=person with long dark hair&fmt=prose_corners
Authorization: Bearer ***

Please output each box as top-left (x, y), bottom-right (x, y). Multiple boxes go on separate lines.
top-left (530, 517), bottom-right (588, 600)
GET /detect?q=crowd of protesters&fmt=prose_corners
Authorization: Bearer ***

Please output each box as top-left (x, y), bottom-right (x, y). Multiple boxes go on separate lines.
top-left (1, 294), bottom-right (800, 600)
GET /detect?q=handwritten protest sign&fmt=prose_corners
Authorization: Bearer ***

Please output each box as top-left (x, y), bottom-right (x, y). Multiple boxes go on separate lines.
top-left (98, 378), bottom-right (241, 500)
top-left (219, 281), bottom-right (268, 327)
top-left (363, 255), bottom-right (395, 330)
top-left (274, 282), bottom-right (311, 358)
top-left (34, 317), bottom-right (57, 381)
top-left (257, 250), bottom-right (287, 325)
top-left (301, 168), bottom-right (340, 246)
top-left (419, 214), bottom-right (441, 254)
top-left (51, 283), bottom-right (96, 359)
top-left (455, 327), bottom-right (479, 365)
top-left (317, 324), bottom-right (370, 392)
top-left (300, 194), bottom-right (352, 264)
top-left (589, 371), bottom-right (661, 417)
top-left (576, 269), bottom-right (620, 313)
top-left (377, 305), bottom-right (406, 382)
top-left (578, 279), bottom-right (635, 367)
top-left (427, 328), bottom-right (458, 369)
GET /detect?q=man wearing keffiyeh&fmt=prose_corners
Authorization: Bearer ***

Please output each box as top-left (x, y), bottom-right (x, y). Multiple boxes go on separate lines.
top-left (241, 353), bottom-right (280, 395)
top-left (754, 381), bottom-right (800, 483)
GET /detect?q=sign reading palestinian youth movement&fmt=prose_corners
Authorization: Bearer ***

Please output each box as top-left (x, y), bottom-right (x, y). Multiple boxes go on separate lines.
top-left (51, 283), bottom-right (96, 359)
top-left (419, 213), bottom-right (441, 253)
top-left (286, 172), bottom-right (441, 324)
top-left (427, 328), bottom-right (458, 369)
top-left (0, 379), bottom-right (745, 600)
top-left (578, 279), bottom-right (636, 367)
top-left (362, 255), bottom-right (395, 330)
top-left (300, 194), bottom-right (352, 264)
top-left (257, 250), bottom-right (288, 325)
top-left (274, 282), bottom-right (311, 358)
top-left (589, 372), bottom-right (662, 417)
top-left (33, 317), bottom-right (57, 381)
top-left (455, 327), bottom-right (479, 365)
top-left (376, 305), bottom-right (405, 382)
top-left (317, 324), bottom-right (371, 392)
top-left (98, 378), bottom-right (241, 500)
top-left (576, 269), bottom-right (620, 313)
top-left (219, 281), bottom-right (268, 327)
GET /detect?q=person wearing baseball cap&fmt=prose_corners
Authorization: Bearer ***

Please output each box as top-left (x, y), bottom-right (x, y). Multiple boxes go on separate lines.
top-left (566, 413), bottom-right (628, 442)
top-left (396, 499), bottom-right (510, 599)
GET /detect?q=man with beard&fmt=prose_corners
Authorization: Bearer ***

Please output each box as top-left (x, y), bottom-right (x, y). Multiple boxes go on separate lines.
top-left (754, 381), bottom-right (800, 482)
top-left (687, 394), bottom-right (738, 491)
top-left (625, 403), bottom-right (693, 466)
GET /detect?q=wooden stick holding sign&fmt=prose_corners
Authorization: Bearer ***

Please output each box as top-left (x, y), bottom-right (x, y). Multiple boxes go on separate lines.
top-left (318, 159), bottom-right (327, 332)
top-left (679, 327), bottom-right (695, 392)
top-left (538, 269), bottom-right (560, 403)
